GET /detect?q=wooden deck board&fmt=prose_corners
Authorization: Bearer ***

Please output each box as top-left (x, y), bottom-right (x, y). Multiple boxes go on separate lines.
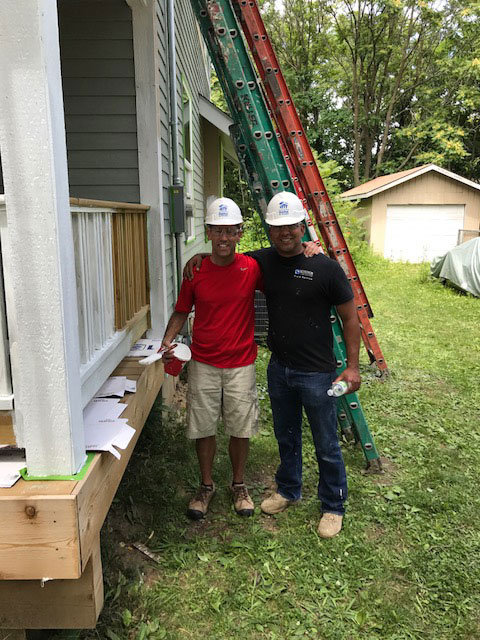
top-left (0, 357), bottom-right (164, 582)
top-left (74, 359), bottom-right (164, 572)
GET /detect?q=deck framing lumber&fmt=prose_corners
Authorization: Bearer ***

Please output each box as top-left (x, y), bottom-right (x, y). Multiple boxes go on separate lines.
top-left (0, 357), bottom-right (164, 628)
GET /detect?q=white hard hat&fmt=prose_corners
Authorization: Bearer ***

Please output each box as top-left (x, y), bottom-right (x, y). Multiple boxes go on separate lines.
top-left (206, 197), bottom-right (243, 225)
top-left (266, 192), bottom-right (306, 226)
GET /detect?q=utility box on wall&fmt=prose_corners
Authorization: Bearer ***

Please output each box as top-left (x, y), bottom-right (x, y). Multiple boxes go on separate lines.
top-left (169, 185), bottom-right (186, 234)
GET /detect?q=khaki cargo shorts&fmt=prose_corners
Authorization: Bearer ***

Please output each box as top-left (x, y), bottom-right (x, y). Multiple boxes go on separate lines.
top-left (186, 359), bottom-right (259, 440)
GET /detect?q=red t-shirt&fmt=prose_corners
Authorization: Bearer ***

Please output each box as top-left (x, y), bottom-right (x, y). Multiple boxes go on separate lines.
top-left (175, 253), bottom-right (263, 368)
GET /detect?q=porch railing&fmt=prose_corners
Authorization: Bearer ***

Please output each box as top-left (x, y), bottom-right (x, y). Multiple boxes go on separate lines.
top-left (70, 198), bottom-right (150, 404)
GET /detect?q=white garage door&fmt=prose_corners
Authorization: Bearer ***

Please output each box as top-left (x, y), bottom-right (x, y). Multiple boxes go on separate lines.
top-left (384, 204), bottom-right (465, 262)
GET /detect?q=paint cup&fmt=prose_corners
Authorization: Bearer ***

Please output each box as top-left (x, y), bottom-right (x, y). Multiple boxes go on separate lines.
top-left (163, 342), bottom-right (191, 376)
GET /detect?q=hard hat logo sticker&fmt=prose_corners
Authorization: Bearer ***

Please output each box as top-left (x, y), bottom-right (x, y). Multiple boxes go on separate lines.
top-left (219, 204), bottom-right (228, 216)
top-left (279, 201), bottom-right (289, 215)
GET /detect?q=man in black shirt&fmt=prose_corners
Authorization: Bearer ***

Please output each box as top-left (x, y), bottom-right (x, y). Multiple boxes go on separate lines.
top-left (251, 192), bottom-right (360, 538)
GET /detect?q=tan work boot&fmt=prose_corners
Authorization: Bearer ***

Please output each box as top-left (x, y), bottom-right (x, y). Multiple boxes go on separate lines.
top-left (231, 483), bottom-right (254, 517)
top-left (187, 483), bottom-right (216, 520)
top-left (317, 513), bottom-right (343, 538)
top-left (260, 491), bottom-right (296, 515)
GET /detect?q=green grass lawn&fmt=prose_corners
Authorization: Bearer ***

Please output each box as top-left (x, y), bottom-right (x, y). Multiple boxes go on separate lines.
top-left (84, 258), bottom-right (480, 640)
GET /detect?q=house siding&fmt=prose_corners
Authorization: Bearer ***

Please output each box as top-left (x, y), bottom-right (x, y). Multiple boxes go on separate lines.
top-left (0, 0), bottom-right (217, 319)
top-left (155, 0), bottom-right (211, 313)
top-left (58, 0), bottom-right (140, 203)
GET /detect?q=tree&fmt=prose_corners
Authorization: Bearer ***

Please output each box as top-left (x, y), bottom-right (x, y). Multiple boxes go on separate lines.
top-left (260, 0), bottom-right (353, 182)
top-left (260, 0), bottom-right (480, 185)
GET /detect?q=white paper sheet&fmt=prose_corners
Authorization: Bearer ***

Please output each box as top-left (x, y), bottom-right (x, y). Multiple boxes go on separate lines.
top-left (95, 376), bottom-right (126, 398)
top-left (127, 339), bottom-right (163, 357)
top-left (0, 453), bottom-right (26, 488)
top-left (84, 422), bottom-right (136, 460)
top-left (125, 379), bottom-right (137, 393)
top-left (83, 397), bottom-right (126, 424)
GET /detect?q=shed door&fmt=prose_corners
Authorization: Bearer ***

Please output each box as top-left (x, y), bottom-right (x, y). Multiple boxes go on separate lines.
top-left (384, 204), bottom-right (465, 262)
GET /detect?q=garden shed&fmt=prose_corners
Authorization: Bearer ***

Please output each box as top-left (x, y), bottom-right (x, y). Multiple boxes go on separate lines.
top-left (341, 164), bottom-right (480, 262)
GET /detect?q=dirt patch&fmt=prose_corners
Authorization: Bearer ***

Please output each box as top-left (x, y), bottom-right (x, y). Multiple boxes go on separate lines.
top-left (171, 378), bottom-right (188, 411)
top-left (260, 515), bottom-right (280, 533)
top-left (365, 523), bottom-right (385, 542)
top-left (365, 456), bottom-right (398, 485)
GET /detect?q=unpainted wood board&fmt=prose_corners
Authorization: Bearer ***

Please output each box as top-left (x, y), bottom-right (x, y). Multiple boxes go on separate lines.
top-left (0, 535), bottom-right (103, 629)
top-left (112, 217), bottom-right (123, 329)
top-left (0, 631), bottom-right (26, 639)
top-left (119, 216), bottom-right (128, 326)
top-left (0, 496), bottom-right (80, 580)
top-left (70, 198), bottom-right (148, 212)
top-left (123, 217), bottom-right (131, 321)
top-left (0, 479), bottom-right (77, 498)
top-left (0, 412), bottom-right (15, 445)
top-left (74, 359), bottom-right (164, 571)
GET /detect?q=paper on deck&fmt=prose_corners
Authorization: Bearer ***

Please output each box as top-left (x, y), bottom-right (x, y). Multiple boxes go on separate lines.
top-left (0, 452), bottom-right (26, 488)
top-left (125, 379), bottom-right (137, 393)
top-left (127, 339), bottom-right (163, 357)
top-left (84, 422), bottom-right (136, 460)
top-left (95, 376), bottom-right (126, 398)
top-left (83, 397), bottom-right (126, 424)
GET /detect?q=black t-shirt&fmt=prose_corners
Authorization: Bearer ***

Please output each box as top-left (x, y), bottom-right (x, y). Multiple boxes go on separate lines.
top-left (248, 247), bottom-right (354, 372)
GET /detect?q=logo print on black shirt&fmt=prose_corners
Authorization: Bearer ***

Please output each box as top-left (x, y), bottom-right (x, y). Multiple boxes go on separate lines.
top-left (294, 268), bottom-right (313, 281)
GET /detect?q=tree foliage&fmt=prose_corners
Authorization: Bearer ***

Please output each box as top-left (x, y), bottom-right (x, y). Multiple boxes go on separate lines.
top-left (259, 0), bottom-right (480, 185)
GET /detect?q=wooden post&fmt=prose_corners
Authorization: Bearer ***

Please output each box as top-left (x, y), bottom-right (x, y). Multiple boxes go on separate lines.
top-left (0, 1), bottom-right (85, 475)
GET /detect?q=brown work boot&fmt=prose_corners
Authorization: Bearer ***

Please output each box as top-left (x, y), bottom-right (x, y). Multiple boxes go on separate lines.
top-left (187, 483), bottom-right (216, 520)
top-left (260, 491), bottom-right (296, 515)
top-left (317, 512), bottom-right (343, 538)
top-left (231, 483), bottom-right (254, 517)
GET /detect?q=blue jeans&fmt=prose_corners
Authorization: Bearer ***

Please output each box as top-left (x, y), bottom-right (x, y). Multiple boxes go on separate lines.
top-left (267, 356), bottom-right (347, 515)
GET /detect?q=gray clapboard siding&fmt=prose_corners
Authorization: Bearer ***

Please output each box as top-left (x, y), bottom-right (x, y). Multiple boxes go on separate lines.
top-left (58, 0), bottom-right (140, 203)
top-left (176, 0), bottom-right (210, 263)
top-left (156, 0), bottom-right (213, 311)
top-left (154, 0), bottom-right (175, 311)
top-left (65, 115), bottom-right (137, 133)
top-left (68, 133), bottom-right (138, 150)
top-left (69, 169), bottom-right (138, 185)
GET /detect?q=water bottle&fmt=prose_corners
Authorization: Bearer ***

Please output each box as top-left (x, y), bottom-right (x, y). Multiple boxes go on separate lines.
top-left (327, 381), bottom-right (349, 397)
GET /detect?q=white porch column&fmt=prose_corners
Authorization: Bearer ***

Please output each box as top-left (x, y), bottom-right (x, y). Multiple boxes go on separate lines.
top-left (0, 1), bottom-right (85, 475)
top-left (128, 0), bottom-right (169, 337)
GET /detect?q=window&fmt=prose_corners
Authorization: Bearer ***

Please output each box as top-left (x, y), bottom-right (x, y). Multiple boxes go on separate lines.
top-left (183, 82), bottom-right (195, 242)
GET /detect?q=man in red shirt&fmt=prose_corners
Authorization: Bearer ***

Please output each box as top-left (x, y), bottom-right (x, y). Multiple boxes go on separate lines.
top-left (161, 197), bottom-right (263, 520)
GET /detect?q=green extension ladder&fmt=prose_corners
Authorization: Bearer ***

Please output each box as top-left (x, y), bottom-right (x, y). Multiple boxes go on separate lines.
top-left (191, 0), bottom-right (382, 470)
